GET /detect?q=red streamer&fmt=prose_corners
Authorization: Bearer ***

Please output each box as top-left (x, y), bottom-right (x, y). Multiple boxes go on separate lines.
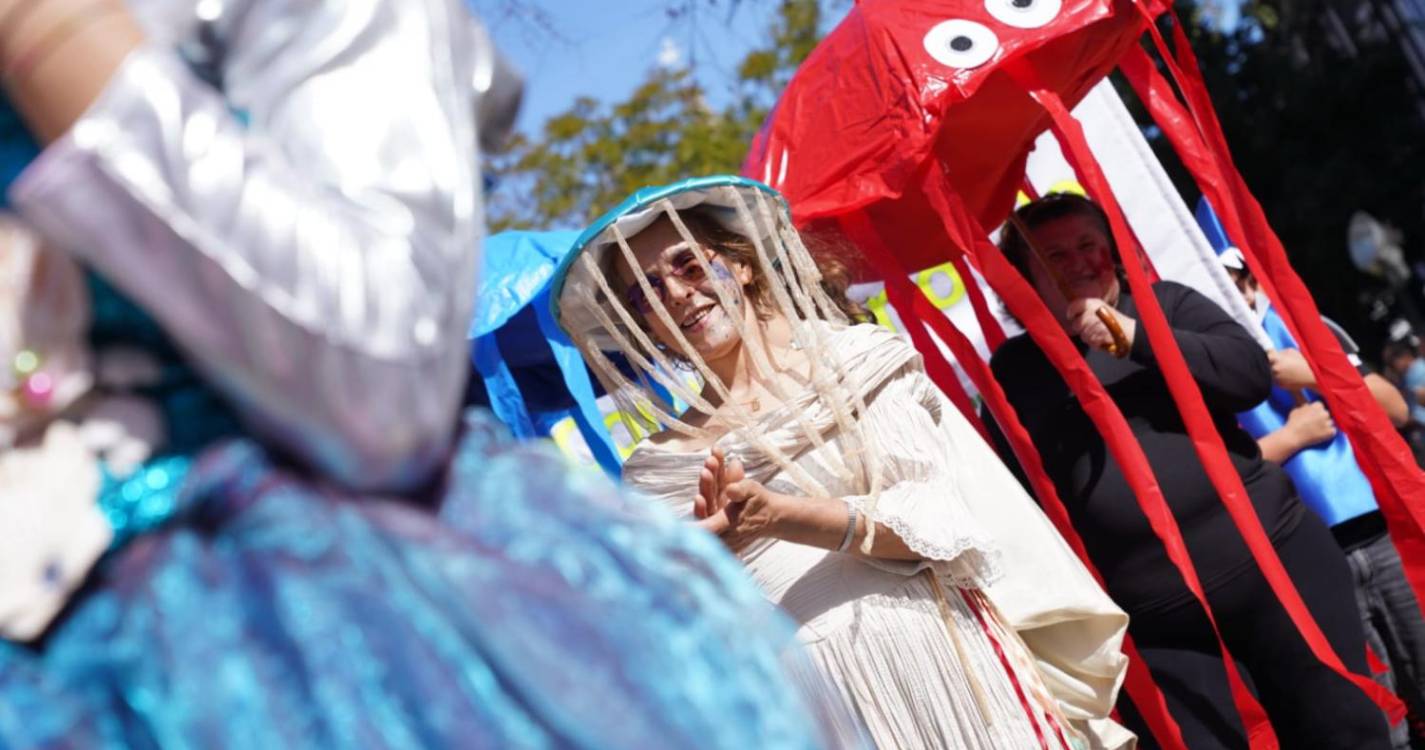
top-left (845, 186), bottom-right (1194, 749)
top-left (1011, 58), bottom-right (1403, 728)
top-left (1127, 8), bottom-right (1425, 637)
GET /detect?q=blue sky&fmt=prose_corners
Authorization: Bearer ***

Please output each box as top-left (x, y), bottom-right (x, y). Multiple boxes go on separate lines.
top-left (478, 1), bottom-right (829, 135)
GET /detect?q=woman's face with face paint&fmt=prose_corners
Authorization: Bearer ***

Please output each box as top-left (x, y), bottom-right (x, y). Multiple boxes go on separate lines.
top-left (614, 217), bottom-right (755, 363)
top-left (1025, 213), bottom-right (1120, 320)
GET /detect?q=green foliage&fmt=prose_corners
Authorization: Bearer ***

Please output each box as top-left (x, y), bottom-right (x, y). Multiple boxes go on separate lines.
top-left (486, 0), bottom-right (826, 232)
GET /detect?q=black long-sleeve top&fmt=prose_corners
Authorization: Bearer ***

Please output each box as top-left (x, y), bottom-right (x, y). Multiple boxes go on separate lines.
top-left (987, 281), bottom-right (1304, 614)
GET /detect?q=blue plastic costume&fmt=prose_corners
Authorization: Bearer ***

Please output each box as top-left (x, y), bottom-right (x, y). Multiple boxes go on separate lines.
top-left (0, 2), bottom-right (853, 745)
top-left (469, 231), bottom-right (622, 475)
top-left (1234, 309), bottom-right (1379, 526)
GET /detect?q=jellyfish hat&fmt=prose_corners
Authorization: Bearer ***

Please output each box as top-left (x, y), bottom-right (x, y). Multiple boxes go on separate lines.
top-left (548, 175), bottom-right (905, 543)
top-left (744, 0), bottom-right (1423, 747)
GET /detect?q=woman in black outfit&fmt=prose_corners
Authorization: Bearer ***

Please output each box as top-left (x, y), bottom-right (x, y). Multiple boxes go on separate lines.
top-left (986, 193), bottom-right (1391, 749)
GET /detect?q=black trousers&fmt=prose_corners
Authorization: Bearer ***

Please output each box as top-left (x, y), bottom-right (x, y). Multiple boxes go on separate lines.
top-left (1121, 512), bottom-right (1394, 749)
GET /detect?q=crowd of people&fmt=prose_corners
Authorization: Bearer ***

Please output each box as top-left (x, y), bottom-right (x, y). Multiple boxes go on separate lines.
top-left (2, 1), bottom-right (1423, 749)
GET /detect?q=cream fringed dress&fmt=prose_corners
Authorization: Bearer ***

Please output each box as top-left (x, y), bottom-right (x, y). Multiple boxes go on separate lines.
top-left (623, 325), bottom-right (1133, 750)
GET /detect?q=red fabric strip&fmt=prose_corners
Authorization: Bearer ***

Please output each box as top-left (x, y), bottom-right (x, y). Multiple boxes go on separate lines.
top-left (1012, 74), bottom-right (1279, 745)
top-left (974, 589), bottom-right (1080, 749)
top-left (960, 587), bottom-right (1055, 750)
top-left (916, 168), bottom-right (1203, 750)
top-left (1020, 178), bottom-right (1042, 202)
top-left (1118, 635), bottom-right (1186, 749)
top-left (837, 214), bottom-right (990, 444)
top-left (1133, 6), bottom-right (1425, 648)
top-left (1018, 62), bottom-right (1402, 727)
top-left (950, 251), bottom-right (1008, 352)
top-left (1369, 646), bottom-right (1391, 678)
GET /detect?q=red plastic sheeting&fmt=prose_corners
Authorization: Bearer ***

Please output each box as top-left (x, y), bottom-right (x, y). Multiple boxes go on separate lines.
top-left (740, 0), bottom-right (1425, 746)
top-left (745, 0), bottom-right (1143, 273)
top-left (1123, 11), bottom-right (1425, 628)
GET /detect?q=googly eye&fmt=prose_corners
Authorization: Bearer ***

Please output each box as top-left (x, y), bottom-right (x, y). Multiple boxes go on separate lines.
top-left (984, 0), bottom-right (1061, 29)
top-left (922, 19), bottom-right (999, 70)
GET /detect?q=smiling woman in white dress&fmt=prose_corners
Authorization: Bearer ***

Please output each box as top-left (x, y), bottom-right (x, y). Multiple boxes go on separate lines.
top-left (549, 175), bottom-right (1135, 750)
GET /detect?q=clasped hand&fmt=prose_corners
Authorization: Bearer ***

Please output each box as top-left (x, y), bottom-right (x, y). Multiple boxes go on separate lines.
top-left (694, 448), bottom-right (784, 550)
top-left (1066, 297), bottom-right (1136, 354)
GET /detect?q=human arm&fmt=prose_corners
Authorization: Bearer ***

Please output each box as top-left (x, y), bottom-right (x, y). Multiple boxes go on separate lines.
top-left (1257, 401), bottom-right (1337, 463)
top-left (689, 340), bottom-right (1002, 581)
top-left (1120, 282), bottom-right (1272, 412)
top-left (4, 0), bottom-right (482, 492)
top-left (0, 0), bottom-right (142, 144)
top-left (695, 450), bottom-right (922, 560)
top-left (1268, 340), bottom-right (1410, 428)
top-left (1369, 374), bottom-right (1411, 428)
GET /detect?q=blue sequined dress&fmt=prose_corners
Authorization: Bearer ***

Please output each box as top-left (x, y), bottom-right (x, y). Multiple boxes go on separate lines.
top-left (0, 2), bottom-right (854, 742)
top-left (0, 273), bottom-right (848, 750)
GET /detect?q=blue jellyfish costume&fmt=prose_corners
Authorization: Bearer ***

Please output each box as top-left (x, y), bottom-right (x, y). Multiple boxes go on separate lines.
top-left (467, 230), bottom-right (622, 476)
top-left (0, 95), bottom-right (851, 748)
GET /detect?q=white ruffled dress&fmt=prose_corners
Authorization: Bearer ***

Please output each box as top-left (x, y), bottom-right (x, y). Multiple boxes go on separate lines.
top-left (623, 324), bottom-right (1134, 750)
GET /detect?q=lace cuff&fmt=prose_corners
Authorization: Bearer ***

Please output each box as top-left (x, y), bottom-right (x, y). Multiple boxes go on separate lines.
top-left (844, 486), bottom-right (1002, 588)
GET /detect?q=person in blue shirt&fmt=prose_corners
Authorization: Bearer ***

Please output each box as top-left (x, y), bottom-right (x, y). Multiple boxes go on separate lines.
top-left (1223, 248), bottom-right (1425, 749)
top-left (1384, 337), bottom-right (1425, 427)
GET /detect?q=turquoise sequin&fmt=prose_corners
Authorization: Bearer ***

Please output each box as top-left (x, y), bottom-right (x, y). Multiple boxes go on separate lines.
top-left (98, 456), bottom-right (192, 549)
top-left (1, 413), bottom-right (842, 749)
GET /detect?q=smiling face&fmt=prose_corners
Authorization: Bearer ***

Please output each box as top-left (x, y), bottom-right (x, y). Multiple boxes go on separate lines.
top-left (612, 217), bottom-right (757, 364)
top-left (1025, 213), bottom-right (1120, 319)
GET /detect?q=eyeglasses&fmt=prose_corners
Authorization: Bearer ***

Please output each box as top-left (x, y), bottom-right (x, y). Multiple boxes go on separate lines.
top-left (624, 249), bottom-right (711, 314)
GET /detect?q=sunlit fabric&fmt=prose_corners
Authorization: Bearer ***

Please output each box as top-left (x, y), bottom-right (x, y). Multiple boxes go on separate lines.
top-left (11, 0), bottom-right (486, 494)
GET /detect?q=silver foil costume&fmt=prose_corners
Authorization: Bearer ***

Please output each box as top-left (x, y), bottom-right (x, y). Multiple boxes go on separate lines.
top-left (10, 0), bottom-right (502, 492)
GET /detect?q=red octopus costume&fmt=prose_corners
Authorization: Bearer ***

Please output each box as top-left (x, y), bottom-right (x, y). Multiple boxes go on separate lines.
top-left (743, 1), bottom-right (1425, 747)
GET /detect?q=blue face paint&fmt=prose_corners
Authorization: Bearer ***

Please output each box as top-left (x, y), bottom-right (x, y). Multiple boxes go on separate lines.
top-left (709, 260), bottom-right (744, 310)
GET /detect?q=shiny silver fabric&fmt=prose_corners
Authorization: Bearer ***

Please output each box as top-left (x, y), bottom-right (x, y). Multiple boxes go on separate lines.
top-left (12, 0), bottom-right (487, 492)
top-left (469, 17), bottom-right (525, 153)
